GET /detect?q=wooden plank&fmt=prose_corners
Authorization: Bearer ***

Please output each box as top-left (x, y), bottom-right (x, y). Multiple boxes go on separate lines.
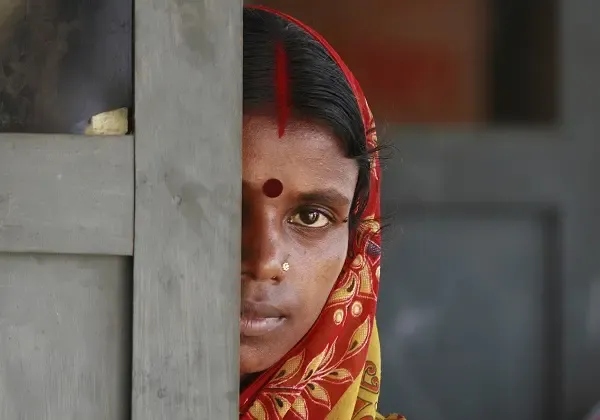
top-left (0, 134), bottom-right (134, 255)
top-left (132, 0), bottom-right (241, 419)
top-left (0, 254), bottom-right (132, 420)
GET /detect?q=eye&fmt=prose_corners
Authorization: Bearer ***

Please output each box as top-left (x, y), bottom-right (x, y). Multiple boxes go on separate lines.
top-left (288, 208), bottom-right (332, 228)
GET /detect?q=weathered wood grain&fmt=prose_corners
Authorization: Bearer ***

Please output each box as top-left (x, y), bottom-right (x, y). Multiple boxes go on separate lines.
top-left (0, 134), bottom-right (133, 255)
top-left (132, 0), bottom-right (242, 418)
top-left (0, 254), bottom-right (132, 420)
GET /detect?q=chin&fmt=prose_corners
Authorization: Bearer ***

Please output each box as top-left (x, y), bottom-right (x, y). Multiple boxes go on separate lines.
top-left (240, 342), bottom-right (272, 376)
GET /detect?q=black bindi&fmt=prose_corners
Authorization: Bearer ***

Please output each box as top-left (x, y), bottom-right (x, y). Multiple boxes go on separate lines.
top-left (262, 178), bottom-right (284, 198)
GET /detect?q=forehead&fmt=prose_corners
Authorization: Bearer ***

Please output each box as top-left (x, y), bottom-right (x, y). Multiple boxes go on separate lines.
top-left (242, 115), bottom-right (358, 194)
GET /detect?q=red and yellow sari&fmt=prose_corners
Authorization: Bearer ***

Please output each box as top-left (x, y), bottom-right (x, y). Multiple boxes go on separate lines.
top-left (240, 6), bottom-right (404, 420)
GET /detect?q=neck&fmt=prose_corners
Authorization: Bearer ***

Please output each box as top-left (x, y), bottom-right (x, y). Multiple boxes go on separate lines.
top-left (240, 372), bottom-right (261, 392)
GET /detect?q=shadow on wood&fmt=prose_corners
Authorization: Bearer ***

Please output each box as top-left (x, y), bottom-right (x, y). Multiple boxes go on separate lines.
top-left (0, 0), bottom-right (132, 133)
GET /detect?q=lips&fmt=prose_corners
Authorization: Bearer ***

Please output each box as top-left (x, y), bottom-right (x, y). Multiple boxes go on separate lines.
top-left (240, 301), bottom-right (286, 337)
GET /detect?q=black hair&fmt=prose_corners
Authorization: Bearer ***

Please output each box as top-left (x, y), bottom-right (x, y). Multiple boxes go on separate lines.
top-left (243, 8), bottom-right (375, 233)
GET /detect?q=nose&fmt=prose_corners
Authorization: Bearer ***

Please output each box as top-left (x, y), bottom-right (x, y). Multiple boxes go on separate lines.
top-left (242, 206), bottom-right (286, 281)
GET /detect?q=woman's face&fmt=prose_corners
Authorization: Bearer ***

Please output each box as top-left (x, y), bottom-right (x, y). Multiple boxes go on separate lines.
top-left (241, 115), bottom-right (359, 377)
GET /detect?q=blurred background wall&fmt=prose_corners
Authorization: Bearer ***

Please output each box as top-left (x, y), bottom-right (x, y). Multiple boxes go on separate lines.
top-left (246, 0), bottom-right (556, 125)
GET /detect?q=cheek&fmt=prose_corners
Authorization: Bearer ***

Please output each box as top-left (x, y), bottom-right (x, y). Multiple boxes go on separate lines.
top-left (294, 232), bottom-right (349, 316)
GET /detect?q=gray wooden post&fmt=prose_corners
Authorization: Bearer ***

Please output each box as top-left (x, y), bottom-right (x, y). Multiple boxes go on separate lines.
top-left (132, 0), bottom-right (242, 419)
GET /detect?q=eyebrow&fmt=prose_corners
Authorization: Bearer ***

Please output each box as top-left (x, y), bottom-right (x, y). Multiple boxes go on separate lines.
top-left (297, 189), bottom-right (351, 207)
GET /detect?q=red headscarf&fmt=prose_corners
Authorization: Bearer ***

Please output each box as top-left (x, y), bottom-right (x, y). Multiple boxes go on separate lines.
top-left (241, 6), bottom-right (387, 419)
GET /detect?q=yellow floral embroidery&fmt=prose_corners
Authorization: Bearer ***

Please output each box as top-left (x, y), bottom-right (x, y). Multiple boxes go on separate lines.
top-left (252, 319), bottom-right (374, 419)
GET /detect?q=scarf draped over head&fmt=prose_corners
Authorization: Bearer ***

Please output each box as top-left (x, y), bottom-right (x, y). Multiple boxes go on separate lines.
top-left (241, 6), bottom-right (403, 420)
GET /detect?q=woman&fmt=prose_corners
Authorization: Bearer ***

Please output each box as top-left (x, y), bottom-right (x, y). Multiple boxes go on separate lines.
top-left (241, 6), bottom-right (403, 419)
top-left (86, 5), bottom-right (401, 418)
